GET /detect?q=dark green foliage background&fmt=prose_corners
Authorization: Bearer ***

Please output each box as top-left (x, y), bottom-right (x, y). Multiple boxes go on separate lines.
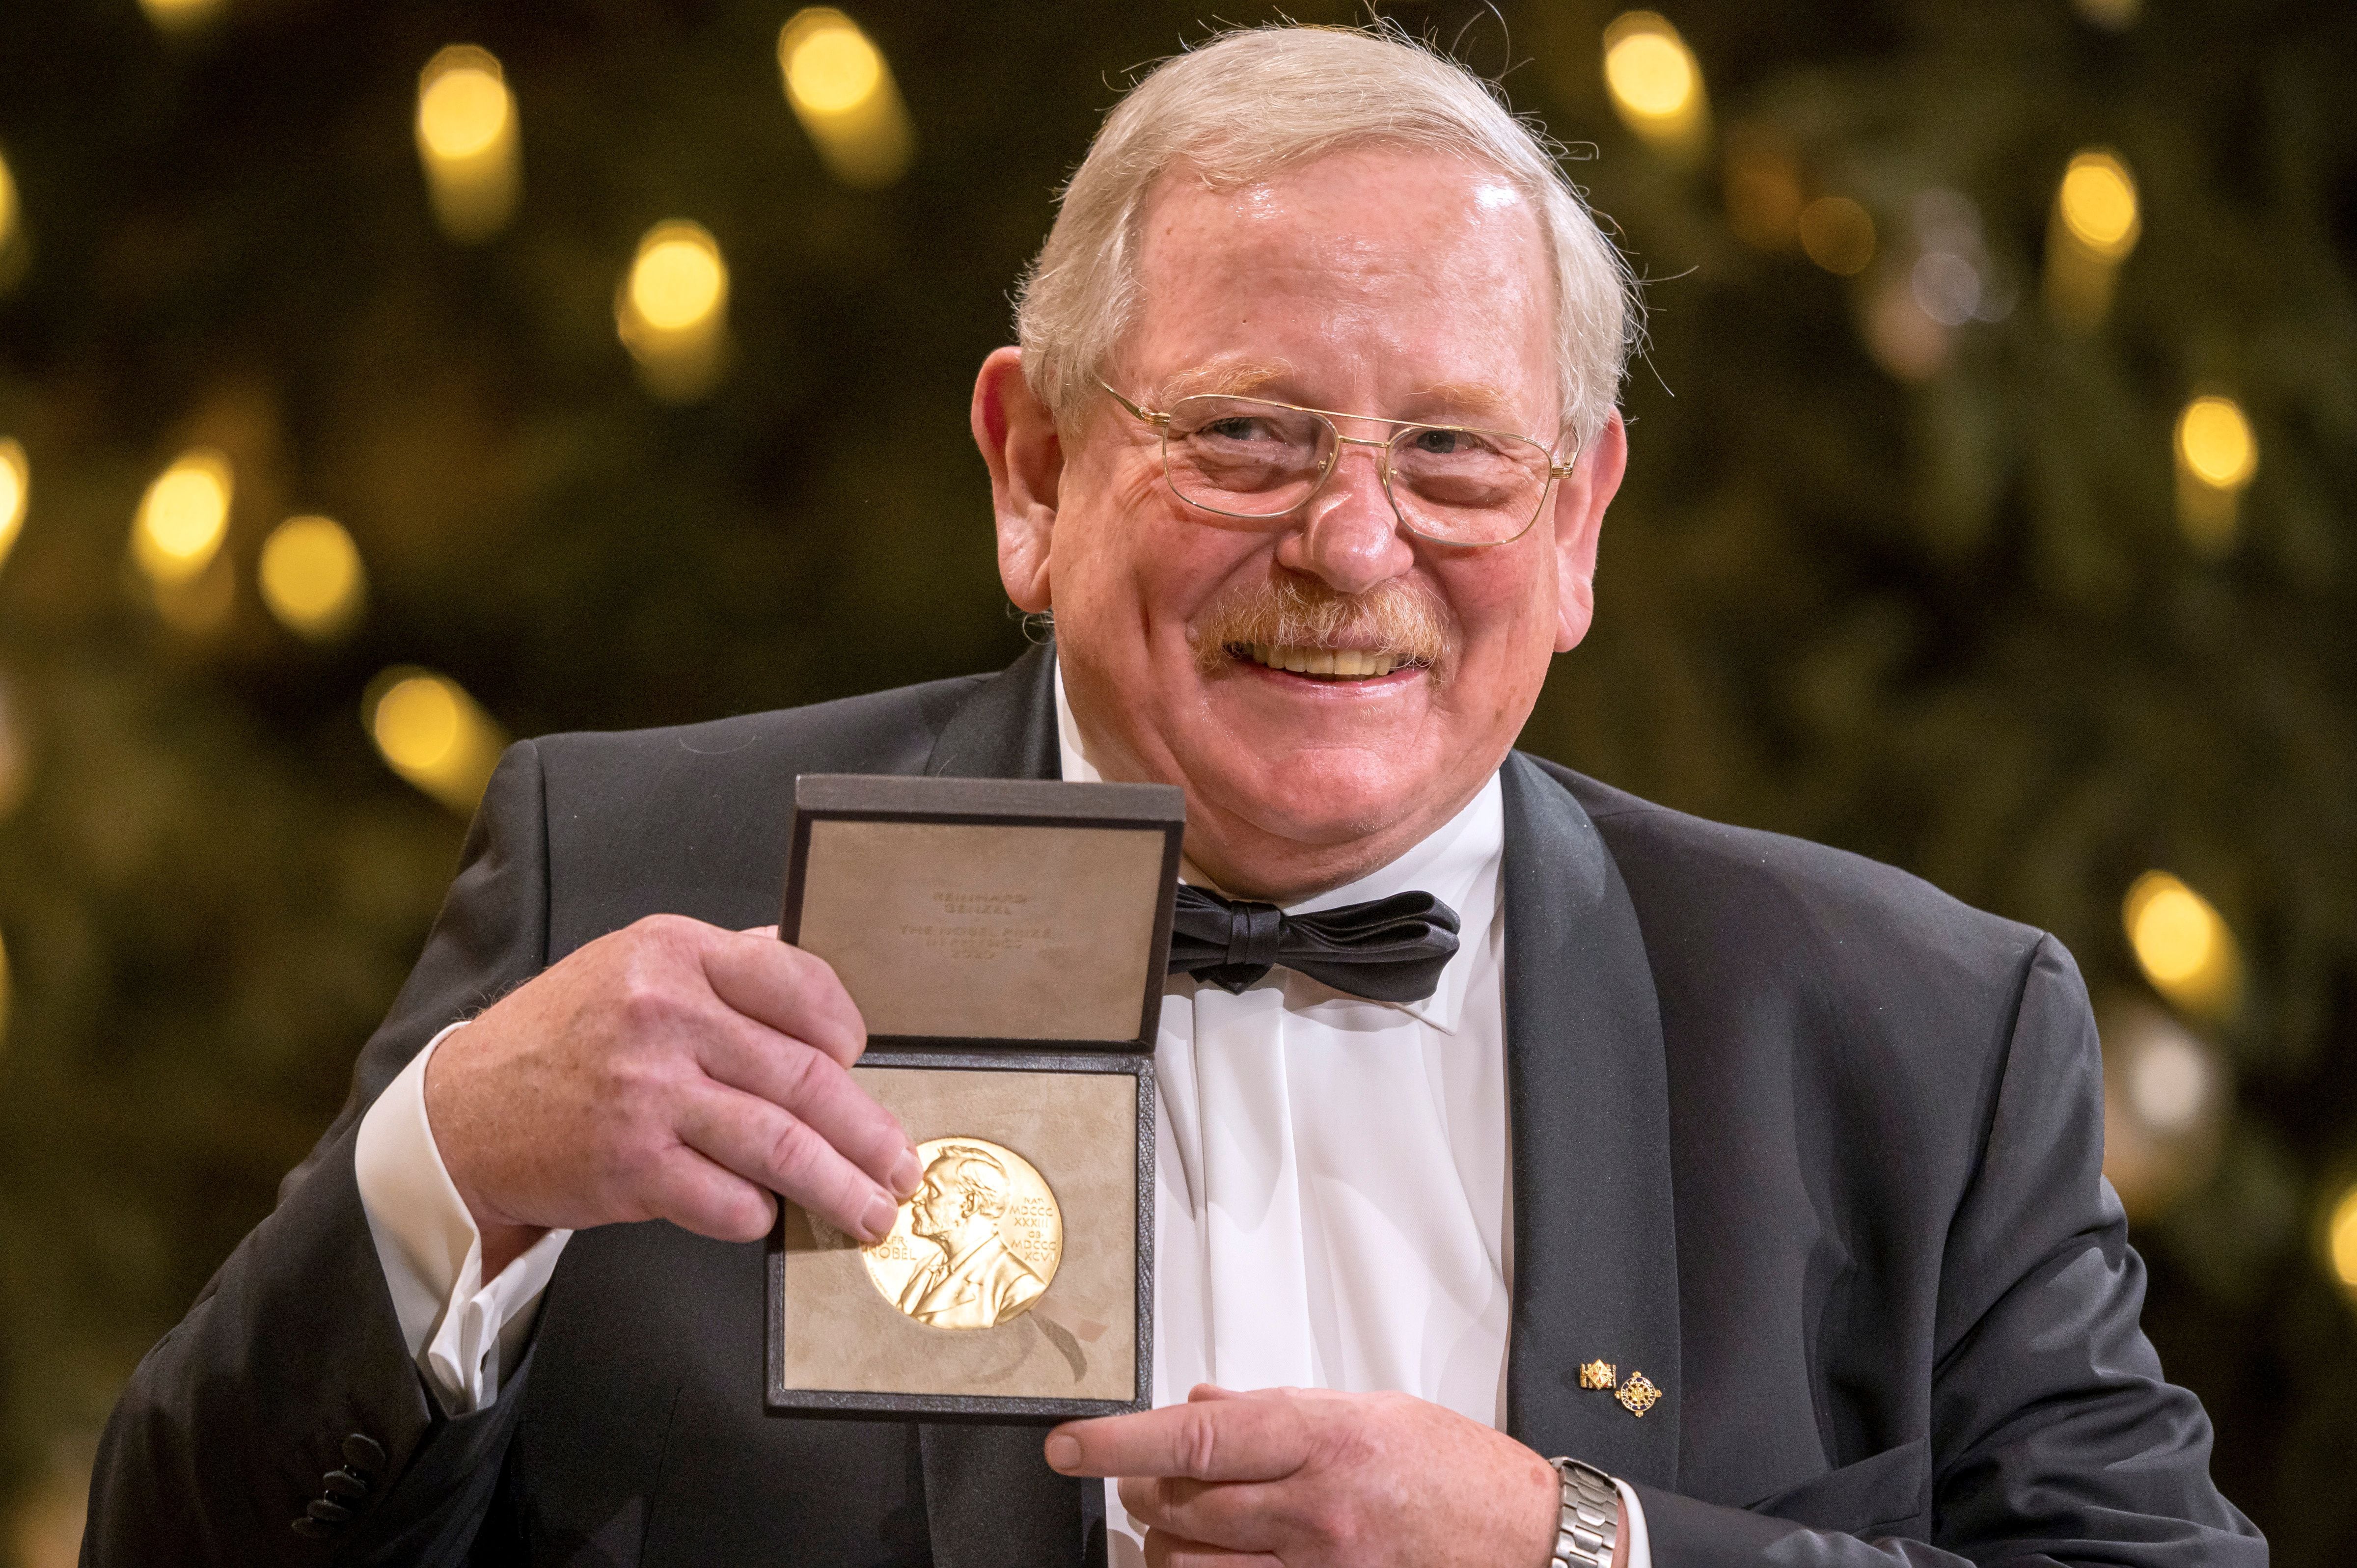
top-left (0, 0), bottom-right (2350, 1559)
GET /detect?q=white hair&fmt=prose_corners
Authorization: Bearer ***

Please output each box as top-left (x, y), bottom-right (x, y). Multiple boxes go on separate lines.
top-left (1015, 24), bottom-right (1640, 450)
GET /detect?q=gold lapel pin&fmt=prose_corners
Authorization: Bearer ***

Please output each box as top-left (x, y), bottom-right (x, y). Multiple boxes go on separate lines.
top-left (1616, 1371), bottom-right (1661, 1418)
top-left (1578, 1359), bottom-right (1617, 1391)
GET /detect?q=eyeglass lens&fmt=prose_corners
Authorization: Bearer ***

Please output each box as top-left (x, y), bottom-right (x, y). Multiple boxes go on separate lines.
top-left (1160, 394), bottom-right (1554, 544)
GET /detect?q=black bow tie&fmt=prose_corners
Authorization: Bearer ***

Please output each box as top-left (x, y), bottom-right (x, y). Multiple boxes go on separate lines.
top-left (1166, 885), bottom-right (1462, 1003)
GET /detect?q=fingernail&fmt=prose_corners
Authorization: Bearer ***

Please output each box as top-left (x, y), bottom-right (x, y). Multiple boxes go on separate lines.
top-left (1044, 1433), bottom-right (1080, 1472)
top-left (890, 1147), bottom-right (923, 1198)
top-left (862, 1192), bottom-right (899, 1242)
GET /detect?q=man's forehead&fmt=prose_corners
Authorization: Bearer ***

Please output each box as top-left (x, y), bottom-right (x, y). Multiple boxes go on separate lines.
top-left (1155, 143), bottom-right (1531, 212)
top-left (1124, 147), bottom-right (1554, 400)
top-left (1155, 356), bottom-right (1527, 422)
top-left (1134, 150), bottom-right (1542, 280)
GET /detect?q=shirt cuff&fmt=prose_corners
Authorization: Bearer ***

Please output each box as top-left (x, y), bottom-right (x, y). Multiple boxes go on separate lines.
top-left (1614, 1478), bottom-right (1651, 1568)
top-left (354, 1022), bottom-right (572, 1415)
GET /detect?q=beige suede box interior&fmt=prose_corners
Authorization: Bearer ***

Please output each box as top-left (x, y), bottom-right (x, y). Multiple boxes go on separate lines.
top-left (777, 1066), bottom-right (1138, 1403)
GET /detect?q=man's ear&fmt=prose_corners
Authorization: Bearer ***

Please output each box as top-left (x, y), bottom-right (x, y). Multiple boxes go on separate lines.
top-left (971, 346), bottom-right (1062, 613)
top-left (1549, 411), bottom-right (1627, 653)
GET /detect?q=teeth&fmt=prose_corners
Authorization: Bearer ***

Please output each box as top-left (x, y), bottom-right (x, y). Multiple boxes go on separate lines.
top-left (1237, 644), bottom-right (1401, 679)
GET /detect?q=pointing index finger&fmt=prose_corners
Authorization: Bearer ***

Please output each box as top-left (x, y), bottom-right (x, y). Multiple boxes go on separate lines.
top-left (1043, 1391), bottom-right (1307, 1482)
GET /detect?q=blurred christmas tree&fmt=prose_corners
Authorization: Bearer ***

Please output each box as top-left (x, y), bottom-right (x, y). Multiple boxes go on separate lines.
top-left (0, 1), bottom-right (2350, 1562)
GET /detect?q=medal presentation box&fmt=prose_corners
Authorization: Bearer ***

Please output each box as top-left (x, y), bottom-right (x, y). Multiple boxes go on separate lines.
top-left (766, 774), bottom-right (1181, 1423)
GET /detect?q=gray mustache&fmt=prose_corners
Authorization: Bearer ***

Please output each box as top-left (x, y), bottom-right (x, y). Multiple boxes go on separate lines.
top-left (1191, 576), bottom-right (1457, 674)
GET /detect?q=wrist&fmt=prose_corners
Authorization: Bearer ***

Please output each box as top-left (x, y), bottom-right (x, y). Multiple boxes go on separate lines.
top-left (419, 1026), bottom-right (547, 1278)
top-left (1515, 1445), bottom-right (1563, 1568)
top-left (478, 1219), bottom-right (547, 1279)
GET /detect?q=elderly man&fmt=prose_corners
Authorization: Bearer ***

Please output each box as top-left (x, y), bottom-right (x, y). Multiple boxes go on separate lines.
top-left (86, 24), bottom-right (2260, 1568)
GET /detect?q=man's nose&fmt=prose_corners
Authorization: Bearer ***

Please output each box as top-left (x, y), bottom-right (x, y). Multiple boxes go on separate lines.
top-left (1275, 440), bottom-right (1417, 595)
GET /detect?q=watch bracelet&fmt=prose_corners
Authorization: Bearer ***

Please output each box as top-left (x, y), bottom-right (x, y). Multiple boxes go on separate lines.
top-left (1546, 1456), bottom-right (1619, 1568)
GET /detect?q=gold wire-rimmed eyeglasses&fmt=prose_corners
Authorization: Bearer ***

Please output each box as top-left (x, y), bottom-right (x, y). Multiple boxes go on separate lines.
top-left (1099, 377), bottom-right (1578, 548)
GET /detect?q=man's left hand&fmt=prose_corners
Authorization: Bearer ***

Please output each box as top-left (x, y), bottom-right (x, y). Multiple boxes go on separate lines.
top-left (1045, 1383), bottom-right (1608, 1568)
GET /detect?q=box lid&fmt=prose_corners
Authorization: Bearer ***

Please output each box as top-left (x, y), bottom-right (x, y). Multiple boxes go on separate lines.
top-left (782, 774), bottom-right (1184, 1051)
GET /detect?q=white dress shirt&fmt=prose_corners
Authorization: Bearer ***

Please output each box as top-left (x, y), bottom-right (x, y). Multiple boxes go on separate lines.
top-left (1053, 668), bottom-right (1646, 1568)
top-left (353, 657), bottom-right (1648, 1565)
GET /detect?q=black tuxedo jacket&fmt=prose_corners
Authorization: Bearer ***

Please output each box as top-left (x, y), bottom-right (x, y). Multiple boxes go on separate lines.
top-left (85, 644), bottom-right (2263, 1567)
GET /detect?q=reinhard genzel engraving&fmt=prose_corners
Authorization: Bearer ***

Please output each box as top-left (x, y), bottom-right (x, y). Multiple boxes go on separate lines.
top-left (795, 817), bottom-right (1167, 1041)
top-left (861, 1137), bottom-right (1063, 1329)
top-left (905, 888), bottom-right (1056, 963)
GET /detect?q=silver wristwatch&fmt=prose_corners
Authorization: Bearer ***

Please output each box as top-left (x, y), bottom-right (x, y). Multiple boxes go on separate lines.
top-left (1546, 1457), bottom-right (1620, 1568)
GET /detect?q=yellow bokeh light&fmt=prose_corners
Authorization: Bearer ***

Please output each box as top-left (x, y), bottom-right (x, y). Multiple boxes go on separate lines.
top-left (2123, 870), bottom-right (2242, 1017)
top-left (1606, 29), bottom-right (1696, 120)
top-left (629, 226), bottom-right (727, 332)
top-left (138, 0), bottom-right (223, 30)
top-left (132, 449), bottom-right (233, 585)
top-left (0, 149), bottom-right (17, 252)
top-left (2058, 150), bottom-right (2140, 261)
top-left (376, 676), bottom-right (460, 771)
top-left (784, 12), bottom-right (883, 115)
top-left (1798, 196), bottom-right (1876, 277)
top-left (2176, 395), bottom-right (2257, 490)
top-left (416, 46), bottom-right (521, 243)
top-left (367, 667), bottom-right (508, 815)
top-left (259, 514), bottom-right (366, 639)
top-left (1600, 13), bottom-right (1708, 159)
top-left (2330, 1185), bottom-right (2357, 1291)
top-left (2128, 879), bottom-right (2216, 983)
top-left (0, 438), bottom-right (26, 572)
top-left (418, 64), bottom-right (512, 161)
top-left (778, 9), bottom-right (914, 188)
top-left (618, 222), bottom-right (730, 401)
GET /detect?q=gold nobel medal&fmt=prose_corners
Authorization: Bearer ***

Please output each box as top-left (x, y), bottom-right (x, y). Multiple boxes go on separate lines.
top-left (862, 1136), bottom-right (1063, 1329)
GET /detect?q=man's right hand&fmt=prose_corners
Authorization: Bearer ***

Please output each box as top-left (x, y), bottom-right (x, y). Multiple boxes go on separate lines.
top-left (423, 914), bottom-right (922, 1276)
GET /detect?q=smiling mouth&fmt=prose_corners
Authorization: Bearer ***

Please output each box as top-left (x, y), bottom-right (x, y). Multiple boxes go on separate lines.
top-left (1226, 642), bottom-right (1427, 680)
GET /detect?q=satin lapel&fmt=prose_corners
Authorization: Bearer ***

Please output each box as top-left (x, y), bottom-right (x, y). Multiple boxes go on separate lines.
top-left (1499, 752), bottom-right (1680, 1488)
top-left (915, 639), bottom-right (1094, 1566)
top-left (925, 639), bottom-right (1062, 781)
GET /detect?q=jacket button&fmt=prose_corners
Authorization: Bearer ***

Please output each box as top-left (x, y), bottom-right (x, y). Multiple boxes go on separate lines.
top-left (322, 1468), bottom-right (369, 1499)
top-left (306, 1498), bottom-right (354, 1525)
top-left (341, 1433), bottom-right (387, 1473)
top-left (291, 1517), bottom-right (332, 1540)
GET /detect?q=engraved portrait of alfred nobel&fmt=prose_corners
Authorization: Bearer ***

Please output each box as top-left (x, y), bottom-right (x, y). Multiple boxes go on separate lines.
top-left (895, 1144), bottom-right (1047, 1329)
